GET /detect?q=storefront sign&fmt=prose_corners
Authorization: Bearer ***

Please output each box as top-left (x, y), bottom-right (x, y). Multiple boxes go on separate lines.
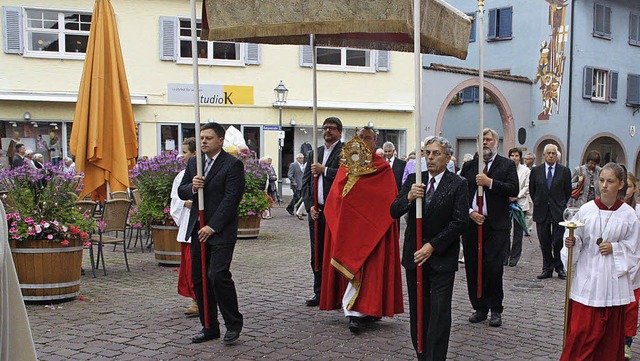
top-left (167, 83), bottom-right (253, 105)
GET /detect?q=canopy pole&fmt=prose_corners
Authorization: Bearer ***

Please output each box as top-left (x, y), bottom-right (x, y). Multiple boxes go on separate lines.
top-left (311, 34), bottom-right (321, 272)
top-left (413, 0), bottom-right (424, 355)
top-left (190, 0), bottom-right (209, 329)
top-left (476, 0), bottom-right (485, 299)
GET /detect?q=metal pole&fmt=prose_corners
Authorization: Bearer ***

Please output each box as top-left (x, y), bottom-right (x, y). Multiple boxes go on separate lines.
top-left (278, 104), bottom-right (283, 204)
top-left (476, 0), bottom-right (485, 299)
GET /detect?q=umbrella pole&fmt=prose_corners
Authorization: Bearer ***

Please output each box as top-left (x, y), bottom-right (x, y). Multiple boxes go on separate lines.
top-left (190, 0), bottom-right (209, 329)
top-left (413, 0), bottom-right (424, 354)
top-left (476, 0), bottom-right (486, 300)
top-left (310, 35), bottom-right (321, 273)
top-left (563, 226), bottom-right (576, 347)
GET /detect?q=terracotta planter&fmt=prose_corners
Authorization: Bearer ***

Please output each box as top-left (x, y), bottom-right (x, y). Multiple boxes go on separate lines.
top-left (151, 225), bottom-right (181, 265)
top-left (238, 215), bottom-right (261, 239)
top-left (9, 238), bottom-right (83, 302)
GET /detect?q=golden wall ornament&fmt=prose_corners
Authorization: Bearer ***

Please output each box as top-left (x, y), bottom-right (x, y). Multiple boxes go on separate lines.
top-left (339, 131), bottom-right (377, 197)
top-left (534, 0), bottom-right (569, 120)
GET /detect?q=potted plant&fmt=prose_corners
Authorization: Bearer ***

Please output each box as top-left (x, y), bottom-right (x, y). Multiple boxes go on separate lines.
top-left (0, 164), bottom-right (96, 301)
top-left (232, 149), bottom-right (274, 238)
top-left (129, 151), bottom-right (184, 265)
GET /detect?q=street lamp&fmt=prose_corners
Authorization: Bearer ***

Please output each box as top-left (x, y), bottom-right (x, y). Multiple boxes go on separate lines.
top-left (273, 80), bottom-right (288, 204)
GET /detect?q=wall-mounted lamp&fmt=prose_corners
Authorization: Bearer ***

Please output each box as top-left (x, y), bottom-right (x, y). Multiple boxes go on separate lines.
top-left (289, 119), bottom-right (296, 126)
top-left (300, 128), bottom-right (307, 134)
top-left (31, 121), bottom-right (38, 128)
top-left (10, 122), bottom-right (17, 128)
top-left (24, 112), bottom-right (31, 121)
top-left (530, 120), bottom-right (536, 128)
top-left (50, 123), bottom-right (59, 130)
top-left (367, 121), bottom-right (375, 128)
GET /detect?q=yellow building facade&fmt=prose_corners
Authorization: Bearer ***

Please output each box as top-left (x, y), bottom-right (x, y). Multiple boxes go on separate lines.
top-left (0, 0), bottom-right (416, 179)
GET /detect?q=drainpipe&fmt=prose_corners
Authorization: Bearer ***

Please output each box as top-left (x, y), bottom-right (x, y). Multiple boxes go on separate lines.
top-left (565, 0), bottom-right (576, 166)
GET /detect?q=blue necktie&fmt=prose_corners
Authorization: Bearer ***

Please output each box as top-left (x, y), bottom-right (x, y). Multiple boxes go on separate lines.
top-left (547, 166), bottom-right (553, 189)
top-left (425, 177), bottom-right (435, 206)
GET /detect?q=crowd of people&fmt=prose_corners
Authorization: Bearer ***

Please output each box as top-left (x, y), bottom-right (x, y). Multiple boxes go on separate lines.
top-left (165, 118), bottom-right (640, 361)
top-left (2, 130), bottom-right (75, 174)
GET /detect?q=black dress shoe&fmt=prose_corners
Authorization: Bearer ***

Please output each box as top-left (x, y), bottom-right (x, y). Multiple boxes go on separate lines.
top-left (537, 271), bottom-right (553, 279)
top-left (305, 295), bottom-right (320, 307)
top-left (191, 330), bottom-right (220, 343)
top-left (286, 207), bottom-right (294, 216)
top-left (348, 316), bottom-right (361, 334)
top-left (468, 310), bottom-right (488, 323)
top-left (508, 262), bottom-right (517, 267)
top-left (557, 269), bottom-right (567, 280)
top-left (362, 316), bottom-right (382, 323)
top-left (489, 312), bottom-right (502, 327)
top-left (223, 329), bottom-right (240, 345)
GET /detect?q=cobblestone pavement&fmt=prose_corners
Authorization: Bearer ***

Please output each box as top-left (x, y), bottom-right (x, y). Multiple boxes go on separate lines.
top-left (25, 204), bottom-right (640, 360)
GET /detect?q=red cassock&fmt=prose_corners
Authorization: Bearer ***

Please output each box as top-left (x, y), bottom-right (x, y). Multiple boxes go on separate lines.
top-left (319, 154), bottom-right (404, 317)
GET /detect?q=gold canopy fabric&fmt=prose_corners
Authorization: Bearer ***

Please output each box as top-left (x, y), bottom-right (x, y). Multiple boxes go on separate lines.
top-left (201, 0), bottom-right (471, 60)
top-left (70, 0), bottom-right (138, 200)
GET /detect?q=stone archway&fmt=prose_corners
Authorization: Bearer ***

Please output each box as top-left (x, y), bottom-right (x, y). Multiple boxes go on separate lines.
top-left (581, 133), bottom-right (626, 167)
top-left (435, 79), bottom-right (515, 154)
top-left (533, 136), bottom-right (565, 166)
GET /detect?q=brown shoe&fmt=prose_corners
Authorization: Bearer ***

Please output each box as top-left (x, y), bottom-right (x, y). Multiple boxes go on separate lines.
top-left (185, 300), bottom-right (199, 315)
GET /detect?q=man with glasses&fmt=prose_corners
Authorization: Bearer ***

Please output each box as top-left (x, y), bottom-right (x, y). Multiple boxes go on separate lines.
top-left (301, 117), bottom-right (344, 307)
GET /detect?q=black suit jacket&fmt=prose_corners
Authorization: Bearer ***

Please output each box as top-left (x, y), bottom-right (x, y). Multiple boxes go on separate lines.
top-left (390, 157), bottom-right (407, 191)
top-left (12, 154), bottom-right (24, 168)
top-left (529, 162), bottom-right (572, 223)
top-left (301, 141), bottom-right (344, 210)
top-left (178, 149), bottom-right (245, 245)
top-left (460, 154), bottom-right (519, 231)
top-left (391, 171), bottom-right (468, 271)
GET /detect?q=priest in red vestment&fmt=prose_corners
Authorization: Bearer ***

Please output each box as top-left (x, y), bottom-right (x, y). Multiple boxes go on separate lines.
top-left (318, 127), bottom-right (404, 333)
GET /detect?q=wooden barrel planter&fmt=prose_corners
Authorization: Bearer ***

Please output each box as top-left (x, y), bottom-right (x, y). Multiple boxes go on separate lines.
top-left (238, 216), bottom-right (261, 239)
top-left (151, 225), bottom-right (181, 266)
top-left (9, 239), bottom-right (83, 302)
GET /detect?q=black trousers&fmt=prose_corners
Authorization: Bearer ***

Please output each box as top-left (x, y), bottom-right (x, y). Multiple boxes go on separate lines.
top-left (406, 267), bottom-right (455, 361)
top-left (504, 217), bottom-right (523, 266)
top-left (462, 226), bottom-right (508, 314)
top-left (190, 238), bottom-right (243, 333)
top-left (536, 216), bottom-right (565, 273)
top-left (287, 189), bottom-right (302, 212)
top-left (307, 210), bottom-right (326, 297)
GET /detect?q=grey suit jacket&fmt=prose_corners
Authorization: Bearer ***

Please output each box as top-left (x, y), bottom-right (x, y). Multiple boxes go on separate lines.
top-left (569, 165), bottom-right (601, 208)
top-left (178, 150), bottom-right (245, 245)
top-left (287, 161), bottom-right (304, 191)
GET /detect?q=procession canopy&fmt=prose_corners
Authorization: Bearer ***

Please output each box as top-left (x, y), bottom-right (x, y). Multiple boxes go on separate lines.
top-left (201, 0), bottom-right (471, 60)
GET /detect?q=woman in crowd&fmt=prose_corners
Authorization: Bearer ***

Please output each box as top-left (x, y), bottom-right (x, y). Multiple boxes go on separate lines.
top-left (624, 173), bottom-right (640, 360)
top-left (561, 162), bottom-right (640, 361)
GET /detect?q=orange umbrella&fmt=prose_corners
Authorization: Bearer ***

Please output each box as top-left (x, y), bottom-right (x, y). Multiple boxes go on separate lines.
top-left (70, 0), bottom-right (138, 201)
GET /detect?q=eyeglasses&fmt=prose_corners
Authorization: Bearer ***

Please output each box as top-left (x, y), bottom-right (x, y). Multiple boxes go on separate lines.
top-left (322, 125), bottom-right (339, 131)
top-left (360, 136), bottom-right (374, 141)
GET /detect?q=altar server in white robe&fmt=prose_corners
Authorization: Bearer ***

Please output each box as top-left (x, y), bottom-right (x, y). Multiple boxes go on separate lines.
top-left (561, 162), bottom-right (640, 361)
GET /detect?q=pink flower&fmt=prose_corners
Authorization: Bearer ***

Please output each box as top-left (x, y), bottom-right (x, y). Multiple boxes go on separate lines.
top-left (60, 240), bottom-right (69, 246)
top-left (24, 217), bottom-right (34, 224)
top-left (47, 234), bottom-right (54, 240)
top-left (35, 225), bottom-right (42, 233)
top-left (9, 227), bottom-right (17, 233)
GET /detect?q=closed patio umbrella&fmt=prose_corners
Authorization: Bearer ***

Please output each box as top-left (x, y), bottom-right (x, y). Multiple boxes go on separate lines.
top-left (70, 0), bottom-right (138, 201)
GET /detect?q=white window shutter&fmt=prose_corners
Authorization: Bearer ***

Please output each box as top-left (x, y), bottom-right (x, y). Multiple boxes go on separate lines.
top-left (3, 6), bottom-right (23, 54)
top-left (609, 71), bottom-right (618, 102)
top-left (375, 50), bottom-right (389, 72)
top-left (300, 45), bottom-right (313, 68)
top-left (244, 43), bottom-right (261, 65)
top-left (159, 16), bottom-right (177, 61)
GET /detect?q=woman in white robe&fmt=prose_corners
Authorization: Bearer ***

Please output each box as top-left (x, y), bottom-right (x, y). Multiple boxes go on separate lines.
top-left (561, 162), bottom-right (640, 361)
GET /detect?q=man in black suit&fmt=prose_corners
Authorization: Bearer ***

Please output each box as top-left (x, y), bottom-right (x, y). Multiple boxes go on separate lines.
top-left (391, 136), bottom-right (468, 361)
top-left (11, 143), bottom-right (25, 169)
top-left (529, 143), bottom-right (572, 280)
top-left (178, 122), bottom-right (245, 345)
top-left (460, 128), bottom-right (519, 328)
top-left (383, 141), bottom-right (407, 191)
top-left (301, 117), bottom-right (344, 307)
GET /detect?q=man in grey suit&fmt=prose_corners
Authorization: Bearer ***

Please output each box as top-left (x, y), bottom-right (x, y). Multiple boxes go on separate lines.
top-left (178, 122), bottom-right (245, 345)
top-left (301, 117), bottom-right (344, 307)
top-left (286, 153), bottom-right (306, 216)
top-left (529, 143), bottom-right (572, 280)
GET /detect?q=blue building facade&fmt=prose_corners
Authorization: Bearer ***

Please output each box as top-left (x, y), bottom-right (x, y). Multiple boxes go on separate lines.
top-left (423, 0), bottom-right (640, 173)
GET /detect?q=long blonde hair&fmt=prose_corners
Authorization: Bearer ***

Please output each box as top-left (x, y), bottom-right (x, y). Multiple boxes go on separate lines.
top-left (626, 173), bottom-right (638, 208)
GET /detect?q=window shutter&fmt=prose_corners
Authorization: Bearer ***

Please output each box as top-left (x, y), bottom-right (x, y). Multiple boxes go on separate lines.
top-left (628, 74), bottom-right (640, 105)
top-left (604, 6), bottom-right (611, 36)
top-left (467, 13), bottom-right (476, 42)
top-left (631, 13), bottom-right (640, 43)
top-left (499, 7), bottom-right (513, 38)
top-left (300, 45), bottom-right (313, 68)
top-left (159, 16), bottom-right (177, 61)
top-left (609, 71), bottom-right (618, 102)
top-left (461, 87), bottom-right (474, 102)
top-left (3, 6), bottom-right (23, 54)
top-left (488, 9), bottom-right (497, 39)
top-left (583, 67), bottom-right (594, 99)
top-left (375, 50), bottom-right (389, 72)
top-left (473, 87), bottom-right (480, 102)
top-left (244, 43), bottom-right (261, 65)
